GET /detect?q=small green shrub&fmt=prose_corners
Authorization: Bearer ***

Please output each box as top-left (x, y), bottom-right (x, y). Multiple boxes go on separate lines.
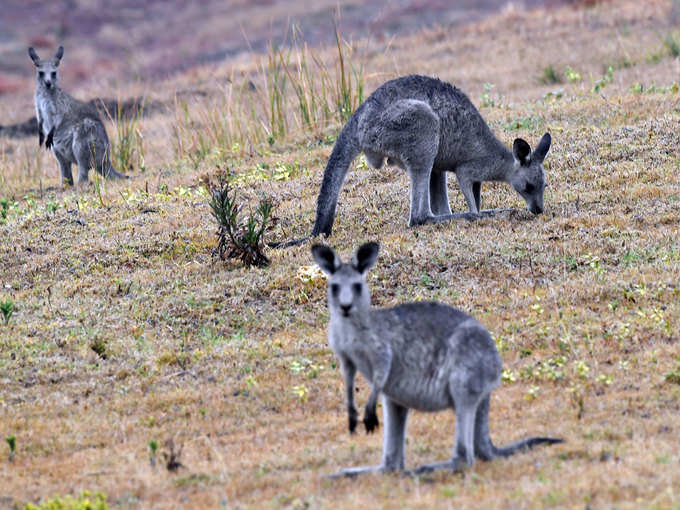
top-left (592, 66), bottom-right (614, 93)
top-left (6, 435), bottom-right (16, 461)
top-left (540, 64), bottom-right (562, 85)
top-left (0, 198), bottom-right (9, 222)
top-left (207, 169), bottom-right (273, 268)
top-left (0, 299), bottom-right (15, 325)
top-left (564, 65), bottom-right (581, 82)
top-left (663, 33), bottom-right (680, 57)
top-left (24, 491), bottom-right (108, 510)
top-left (149, 439), bottom-right (158, 467)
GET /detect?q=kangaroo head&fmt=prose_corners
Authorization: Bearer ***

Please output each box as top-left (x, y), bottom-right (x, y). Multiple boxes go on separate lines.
top-left (311, 242), bottom-right (379, 318)
top-left (509, 133), bottom-right (551, 215)
top-left (28, 46), bottom-right (64, 91)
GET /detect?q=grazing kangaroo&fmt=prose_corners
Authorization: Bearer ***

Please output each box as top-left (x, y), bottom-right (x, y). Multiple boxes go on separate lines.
top-left (306, 75), bottom-right (551, 241)
top-left (29, 46), bottom-right (126, 186)
top-left (311, 242), bottom-right (562, 477)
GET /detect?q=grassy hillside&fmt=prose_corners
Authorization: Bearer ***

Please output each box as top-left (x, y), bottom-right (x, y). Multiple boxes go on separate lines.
top-left (1, 1), bottom-right (680, 508)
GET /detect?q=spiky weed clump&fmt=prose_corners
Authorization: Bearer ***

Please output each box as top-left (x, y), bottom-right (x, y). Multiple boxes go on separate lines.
top-left (207, 169), bottom-right (273, 268)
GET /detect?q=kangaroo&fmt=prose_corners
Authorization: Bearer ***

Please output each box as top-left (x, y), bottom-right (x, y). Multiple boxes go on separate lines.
top-left (311, 241), bottom-right (562, 477)
top-left (291, 75), bottom-right (551, 244)
top-left (28, 46), bottom-right (126, 186)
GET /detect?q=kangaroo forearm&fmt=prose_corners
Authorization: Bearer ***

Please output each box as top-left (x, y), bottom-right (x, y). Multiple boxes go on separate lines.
top-left (341, 357), bottom-right (358, 433)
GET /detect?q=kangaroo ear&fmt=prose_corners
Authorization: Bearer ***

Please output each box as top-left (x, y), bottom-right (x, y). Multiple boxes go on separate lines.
top-left (311, 244), bottom-right (340, 275)
top-left (353, 242), bottom-right (379, 274)
top-left (513, 138), bottom-right (531, 166)
top-left (532, 132), bottom-right (551, 163)
top-left (28, 47), bottom-right (40, 65)
top-left (53, 46), bottom-right (64, 65)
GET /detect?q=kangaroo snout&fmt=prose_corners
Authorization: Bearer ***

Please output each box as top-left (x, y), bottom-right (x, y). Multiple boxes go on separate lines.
top-left (340, 304), bottom-right (352, 316)
top-left (530, 204), bottom-right (544, 215)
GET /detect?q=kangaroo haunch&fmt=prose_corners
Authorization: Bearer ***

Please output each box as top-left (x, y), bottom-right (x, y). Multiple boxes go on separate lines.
top-left (29, 46), bottom-right (127, 186)
top-left (312, 74), bottom-right (551, 238)
top-left (312, 242), bottom-right (563, 477)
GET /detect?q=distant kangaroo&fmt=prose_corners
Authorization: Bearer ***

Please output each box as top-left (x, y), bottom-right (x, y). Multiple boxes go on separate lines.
top-left (311, 241), bottom-right (562, 477)
top-left (29, 46), bottom-right (126, 186)
top-left (285, 75), bottom-right (552, 245)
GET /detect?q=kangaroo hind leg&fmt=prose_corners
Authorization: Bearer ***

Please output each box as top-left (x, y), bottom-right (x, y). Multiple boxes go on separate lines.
top-left (473, 395), bottom-right (496, 461)
top-left (75, 146), bottom-right (95, 185)
top-left (381, 396), bottom-right (409, 472)
top-left (359, 99), bottom-right (441, 227)
top-left (472, 182), bottom-right (482, 212)
top-left (330, 396), bottom-right (409, 479)
top-left (430, 170), bottom-right (452, 216)
top-left (73, 122), bottom-right (102, 184)
top-left (55, 152), bottom-right (74, 187)
top-left (412, 390), bottom-right (478, 475)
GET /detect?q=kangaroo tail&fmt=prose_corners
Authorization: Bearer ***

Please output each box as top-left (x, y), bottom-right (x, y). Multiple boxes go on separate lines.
top-left (267, 236), bottom-right (311, 249)
top-left (104, 164), bottom-right (128, 179)
top-left (270, 115), bottom-right (361, 249)
top-left (491, 437), bottom-right (563, 458)
top-left (310, 118), bottom-right (361, 238)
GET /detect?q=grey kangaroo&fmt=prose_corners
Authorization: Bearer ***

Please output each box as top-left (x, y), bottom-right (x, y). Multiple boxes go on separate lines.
top-left (311, 242), bottom-right (562, 477)
top-left (29, 46), bottom-right (126, 186)
top-left (309, 75), bottom-right (551, 239)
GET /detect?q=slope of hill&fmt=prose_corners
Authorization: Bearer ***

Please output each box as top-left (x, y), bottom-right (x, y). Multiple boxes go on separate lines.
top-left (1, 1), bottom-right (558, 93)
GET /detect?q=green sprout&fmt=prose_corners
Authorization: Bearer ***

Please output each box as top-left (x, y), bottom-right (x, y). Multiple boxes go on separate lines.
top-left (0, 299), bottom-right (15, 325)
top-left (149, 439), bottom-right (159, 467)
top-left (6, 435), bottom-right (16, 461)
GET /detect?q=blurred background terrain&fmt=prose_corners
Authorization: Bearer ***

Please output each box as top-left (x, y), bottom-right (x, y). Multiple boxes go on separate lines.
top-left (1, 0), bottom-right (567, 92)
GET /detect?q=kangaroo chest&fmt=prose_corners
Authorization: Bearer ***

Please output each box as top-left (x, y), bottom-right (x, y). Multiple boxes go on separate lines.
top-left (329, 324), bottom-right (376, 380)
top-left (36, 91), bottom-right (63, 132)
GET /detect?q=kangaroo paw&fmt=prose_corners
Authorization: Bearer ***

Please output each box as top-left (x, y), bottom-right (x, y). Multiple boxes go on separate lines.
top-left (409, 457), bottom-right (467, 476)
top-left (363, 408), bottom-right (379, 433)
top-left (348, 409), bottom-right (358, 434)
top-left (45, 128), bottom-right (54, 149)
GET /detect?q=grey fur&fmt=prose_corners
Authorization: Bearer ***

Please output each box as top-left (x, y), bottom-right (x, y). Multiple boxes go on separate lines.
top-left (311, 242), bottom-right (562, 477)
top-left (29, 46), bottom-right (126, 186)
top-left (311, 75), bottom-right (551, 237)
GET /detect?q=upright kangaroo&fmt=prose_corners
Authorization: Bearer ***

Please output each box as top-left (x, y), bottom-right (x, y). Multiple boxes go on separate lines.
top-left (311, 75), bottom-right (551, 238)
top-left (29, 46), bottom-right (126, 186)
top-left (312, 242), bottom-right (562, 477)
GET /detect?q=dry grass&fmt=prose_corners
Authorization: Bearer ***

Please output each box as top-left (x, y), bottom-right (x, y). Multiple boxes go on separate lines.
top-left (1, 1), bottom-right (680, 508)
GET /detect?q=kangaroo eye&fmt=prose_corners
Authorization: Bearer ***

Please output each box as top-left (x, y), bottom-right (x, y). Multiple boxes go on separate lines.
top-left (38, 71), bottom-right (44, 78)
top-left (51, 72), bottom-right (56, 79)
top-left (352, 283), bottom-right (362, 295)
top-left (331, 284), bottom-right (340, 296)
top-left (524, 183), bottom-right (535, 193)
